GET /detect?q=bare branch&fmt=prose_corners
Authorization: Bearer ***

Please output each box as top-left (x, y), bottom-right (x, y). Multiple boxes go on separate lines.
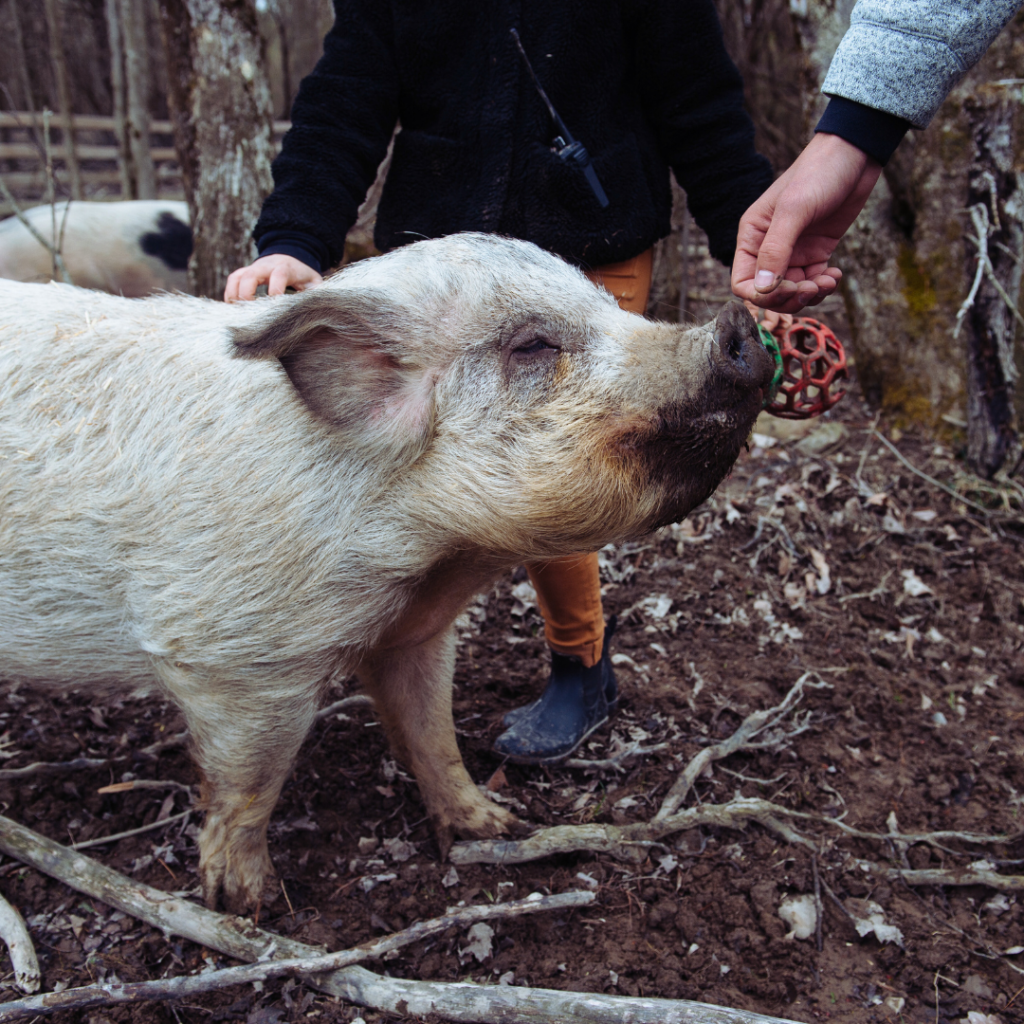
top-left (565, 742), bottom-right (669, 772)
top-left (0, 815), bottom-right (802, 1024)
top-left (654, 672), bottom-right (829, 821)
top-left (96, 780), bottom-right (192, 796)
top-left (871, 431), bottom-right (999, 517)
top-left (139, 731), bottom-right (189, 758)
top-left (0, 892), bottom-right (593, 1021)
top-left (0, 758), bottom-right (110, 781)
top-left (855, 859), bottom-right (1024, 893)
top-left (71, 810), bottom-right (191, 851)
top-left (452, 795), bottom-right (1018, 868)
top-left (0, 175), bottom-right (73, 285)
top-left (0, 893), bottom-right (39, 994)
top-left (955, 203), bottom-right (991, 338)
top-left (315, 693), bottom-right (373, 721)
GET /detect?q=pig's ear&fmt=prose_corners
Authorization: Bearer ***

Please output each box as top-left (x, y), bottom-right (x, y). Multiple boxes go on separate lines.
top-left (232, 290), bottom-right (436, 464)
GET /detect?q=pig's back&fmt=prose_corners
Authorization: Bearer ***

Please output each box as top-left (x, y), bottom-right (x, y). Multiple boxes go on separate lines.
top-left (0, 282), bottom-right (372, 686)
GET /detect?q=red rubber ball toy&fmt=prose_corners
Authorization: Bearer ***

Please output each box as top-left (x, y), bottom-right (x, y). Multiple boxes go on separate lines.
top-left (767, 317), bottom-right (848, 420)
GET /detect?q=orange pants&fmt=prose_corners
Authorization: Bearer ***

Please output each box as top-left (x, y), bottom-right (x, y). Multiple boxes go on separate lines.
top-left (525, 248), bottom-right (654, 667)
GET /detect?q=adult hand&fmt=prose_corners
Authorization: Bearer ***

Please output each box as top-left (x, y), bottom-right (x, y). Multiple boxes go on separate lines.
top-left (731, 132), bottom-right (883, 314)
top-left (224, 254), bottom-right (324, 302)
top-left (742, 300), bottom-right (792, 335)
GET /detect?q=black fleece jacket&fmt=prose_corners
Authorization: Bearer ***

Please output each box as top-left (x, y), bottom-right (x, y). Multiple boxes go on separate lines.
top-left (254, 0), bottom-right (775, 272)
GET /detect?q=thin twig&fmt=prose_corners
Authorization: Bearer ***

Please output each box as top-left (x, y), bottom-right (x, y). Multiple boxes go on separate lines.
top-left (70, 809), bottom-right (191, 850)
top-left (855, 859), bottom-right (1024, 892)
top-left (565, 742), bottom-right (669, 771)
top-left (811, 853), bottom-right (823, 953)
top-left (96, 779), bottom-right (192, 796)
top-left (139, 732), bottom-right (189, 758)
top-left (961, 205), bottom-right (1024, 334)
top-left (654, 672), bottom-right (829, 821)
top-left (0, 176), bottom-right (73, 285)
top-left (955, 203), bottom-right (990, 339)
top-left (871, 431), bottom-right (998, 517)
top-left (837, 569), bottom-right (893, 605)
top-left (0, 758), bottom-right (110, 781)
top-left (314, 693), bottom-right (373, 721)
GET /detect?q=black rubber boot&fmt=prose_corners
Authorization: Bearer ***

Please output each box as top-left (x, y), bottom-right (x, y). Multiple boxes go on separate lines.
top-left (492, 617), bottom-right (618, 765)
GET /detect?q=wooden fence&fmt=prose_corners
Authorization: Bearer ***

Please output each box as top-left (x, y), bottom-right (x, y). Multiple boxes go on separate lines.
top-left (0, 112), bottom-right (291, 215)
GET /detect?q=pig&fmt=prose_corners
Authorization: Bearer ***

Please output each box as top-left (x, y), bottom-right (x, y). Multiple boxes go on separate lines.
top-left (0, 199), bottom-right (191, 296)
top-left (0, 232), bottom-right (772, 912)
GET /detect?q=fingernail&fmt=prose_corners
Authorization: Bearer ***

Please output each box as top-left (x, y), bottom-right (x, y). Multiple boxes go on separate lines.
top-left (755, 271), bottom-right (778, 291)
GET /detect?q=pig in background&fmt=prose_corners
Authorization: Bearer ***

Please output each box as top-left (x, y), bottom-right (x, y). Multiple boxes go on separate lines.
top-left (0, 199), bottom-right (191, 296)
top-left (0, 233), bottom-right (772, 912)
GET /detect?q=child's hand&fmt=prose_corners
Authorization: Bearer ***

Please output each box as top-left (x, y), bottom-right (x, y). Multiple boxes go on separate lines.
top-left (224, 254), bottom-right (324, 302)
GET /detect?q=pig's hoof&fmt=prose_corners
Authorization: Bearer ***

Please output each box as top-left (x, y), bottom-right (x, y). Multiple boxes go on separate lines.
top-left (431, 799), bottom-right (517, 859)
top-left (221, 861), bottom-right (277, 917)
top-left (506, 817), bottom-right (535, 838)
top-left (453, 799), bottom-right (518, 840)
top-left (199, 820), bottom-right (274, 914)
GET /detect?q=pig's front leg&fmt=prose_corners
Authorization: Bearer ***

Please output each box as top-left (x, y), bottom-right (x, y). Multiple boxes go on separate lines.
top-left (156, 661), bottom-right (321, 913)
top-left (358, 627), bottom-right (515, 855)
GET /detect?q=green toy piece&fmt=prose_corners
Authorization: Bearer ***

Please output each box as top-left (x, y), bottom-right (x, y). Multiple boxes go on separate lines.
top-left (757, 322), bottom-right (784, 403)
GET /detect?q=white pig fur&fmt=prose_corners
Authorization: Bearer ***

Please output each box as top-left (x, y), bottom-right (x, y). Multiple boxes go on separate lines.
top-left (0, 233), bottom-right (771, 911)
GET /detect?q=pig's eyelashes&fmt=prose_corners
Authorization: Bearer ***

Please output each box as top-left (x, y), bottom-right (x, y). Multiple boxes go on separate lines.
top-left (512, 336), bottom-right (559, 356)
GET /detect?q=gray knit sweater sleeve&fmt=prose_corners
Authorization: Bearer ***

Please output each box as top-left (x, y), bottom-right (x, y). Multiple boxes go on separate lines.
top-left (821, 0), bottom-right (1023, 129)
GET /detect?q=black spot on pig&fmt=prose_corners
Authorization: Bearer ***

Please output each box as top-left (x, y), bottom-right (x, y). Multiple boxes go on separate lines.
top-left (140, 212), bottom-right (192, 271)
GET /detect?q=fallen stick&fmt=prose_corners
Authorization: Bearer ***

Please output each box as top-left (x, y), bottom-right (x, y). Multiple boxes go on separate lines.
top-left (451, 798), bottom-right (817, 866)
top-left (0, 758), bottom-right (110, 781)
top-left (320, 975), bottom-right (805, 1024)
top-left (0, 891), bottom-right (593, 1020)
top-left (871, 430), bottom-right (998, 518)
top-left (855, 859), bottom-right (1024, 893)
top-left (71, 809), bottom-right (191, 850)
top-left (0, 893), bottom-right (39, 993)
top-left (0, 814), bottom-right (804, 1024)
top-left (452, 796), bottom-right (1015, 867)
top-left (0, 811), bottom-right (297, 955)
top-left (314, 693), bottom-right (373, 721)
top-left (565, 742), bottom-right (669, 772)
top-left (96, 780), bottom-right (192, 795)
top-left (139, 731), bottom-right (189, 758)
top-left (654, 672), bottom-right (828, 821)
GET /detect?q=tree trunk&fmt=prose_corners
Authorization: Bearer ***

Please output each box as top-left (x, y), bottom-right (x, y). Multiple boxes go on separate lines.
top-left (123, 0), bottom-right (156, 199)
top-left (42, 0), bottom-right (83, 200)
top-left (105, 0), bottom-right (133, 197)
top-left (157, 0), bottom-right (275, 299)
top-left (9, 2), bottom-right (36, 120)
top-left (267, 0), bottom-right (293, 119)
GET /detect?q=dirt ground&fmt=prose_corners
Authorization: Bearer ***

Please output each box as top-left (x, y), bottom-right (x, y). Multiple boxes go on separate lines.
top-left (2, 306), bottom-right (1024, 1024)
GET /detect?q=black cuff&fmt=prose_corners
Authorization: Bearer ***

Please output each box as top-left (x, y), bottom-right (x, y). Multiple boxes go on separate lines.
top-left (256, 230), bottom-right (331, 274)
top-left (815, 96), bottom-right (911, 167)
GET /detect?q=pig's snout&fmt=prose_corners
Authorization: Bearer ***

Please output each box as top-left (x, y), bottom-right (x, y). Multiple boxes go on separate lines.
top-left (710, 302), bottom-right (773, 397)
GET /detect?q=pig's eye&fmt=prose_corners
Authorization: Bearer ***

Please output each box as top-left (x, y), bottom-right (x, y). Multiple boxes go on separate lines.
top-left (513, 335), bottom-right (559, 356)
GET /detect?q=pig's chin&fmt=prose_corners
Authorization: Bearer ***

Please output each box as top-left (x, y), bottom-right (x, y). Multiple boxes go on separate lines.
top-left (628, 388), bottom-right (765, 531)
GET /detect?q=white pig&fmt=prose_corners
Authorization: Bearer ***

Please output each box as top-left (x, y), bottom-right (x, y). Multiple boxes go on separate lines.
top-left (0, 233), bottom-right (772, 911)
top-left (0, 200), bottom-right (190, 295)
